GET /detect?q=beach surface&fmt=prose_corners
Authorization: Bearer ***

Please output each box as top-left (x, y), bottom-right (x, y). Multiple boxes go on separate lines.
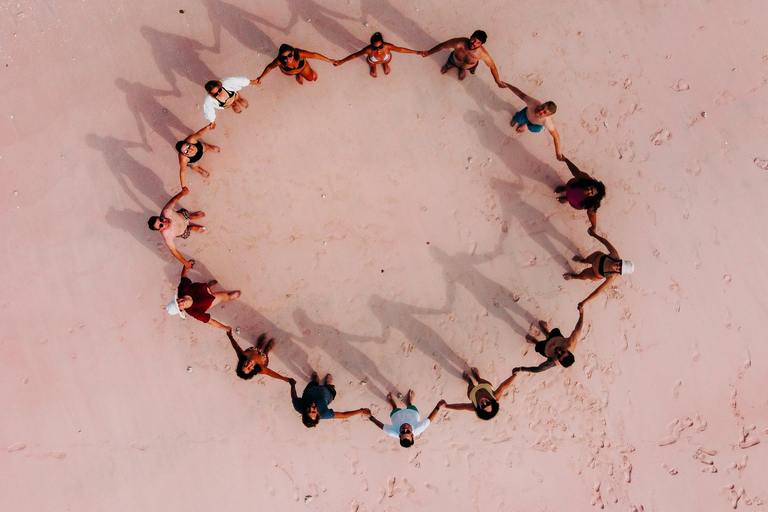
top-left (2, 0), bottom-right (768, 510)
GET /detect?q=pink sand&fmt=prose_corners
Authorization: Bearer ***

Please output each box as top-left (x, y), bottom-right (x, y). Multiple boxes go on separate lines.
top-left (2, 0), bottom-right (767, 510)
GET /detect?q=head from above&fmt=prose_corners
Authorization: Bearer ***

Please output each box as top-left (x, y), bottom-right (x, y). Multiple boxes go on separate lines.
top-left (278, 44), bottom-right (299, 64)
top-left (620, 260), bottom-right (635, 275)
top-left (302, 402), bottom-right (320, 428)
top-left (555, 347), bottom-right (575, 367)
top-left (176, 140), bottom-right (198, 157)
top-left (148, 216), bottom-right (168, 231)
top-left (469, 30), bottom-right (487, 49)
top-left (474, 395), bottom-right (500, 420)
top-left (399, 423), bottom-right (415, 447)
top-left (235, 350), bottom-right (260, 380)
top-left (573, 178), bottom-right (606, 210)
top-left (534, 101), bottom-right (558, 117)
top-left (370, 32), bottom-right (384, 50)
top-left (205, 80), bottom-right (224, 98)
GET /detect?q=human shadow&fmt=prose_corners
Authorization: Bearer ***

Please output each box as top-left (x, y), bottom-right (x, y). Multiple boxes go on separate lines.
top-left (140, 26), bottom-right (217, 96)
top-left (115, 78), bottom-right (193, 148)
top-left (490, 178), bottom-right (580, 272)
top-left (368, 295), bottom-right (467, 379)
top-left (358, 0), bottom-right (438, 49)
top-left (202, 0), bottom-right (286, 55)
top-left (291, 308), bottom-right (392, 401)
top-left (285, 0), bottom-right (365, 54)
top-left (86, 134), bottom-right (166, 208)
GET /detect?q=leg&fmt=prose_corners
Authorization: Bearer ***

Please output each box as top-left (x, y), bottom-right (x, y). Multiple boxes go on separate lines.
top-left (441, 55), bottom-right (455, 74)
top-left (557, 196), bottom-right (568, 203)
top-left (569, 268), bottom-right (601, 281)
top-left (462, 371), bottom-right (475, 397)
top-left (515, 123), bottom-right (526, 134)
top-left (582, 251), bottom-right (603, 265)
top-left (207, 279), bottom-right (218, 288)
top-left (369, 63), bottom-right (378, 78)
top-left (262, 337), bottom-right (275, 355)
top-left (236, 93), bottom-right (248, 109)
top-left (324, 373), bottom-right (333, 385)
top-left (256, 333), bottom-right (267, 351)
top-left (387, 392), bottom-right (397, 410)
top-left (202, 142), bottom-right (220, 153)
top-left (188, 223), bottom-right (206, 232)
top-left (538, 320), bottom-right (551, 336)
top-left (525, 334), bottom-right (539, 344)
top-left (405, 389), bottom-right (414, 407)
top-left (188, 211), bottom-right (206, 219)
top-left (209, 290), bottom-right (241, 308)
top-left (191, 164), bottom-right (210, 179)
top-left (555, 185), bottom-right (567, 193)
top-left (232, 102), bottom-right (242, 114)
top-left (311, 371), bottom-right (319, 383)
top-left (458, 67), bottom-right (468, 80)
top-left (300, 65), bottom-right (317, 83)
top-left (382, 62), bottom-right (391, 75)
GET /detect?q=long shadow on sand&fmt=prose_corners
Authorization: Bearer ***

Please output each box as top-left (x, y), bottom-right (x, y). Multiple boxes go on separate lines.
top-left (428, 242), bottom-right (535, 338)
top-left (290, 308), bottom-right (393, 401)
top-left (140, 26), bottom-right (218, 96)
top-left (202, 0), bottom-right (285, 55)
top-left (368, 295), bottom-right (467, 379)
top-left (285, 0), bottom-right (365, 53)
top-left (115, 78), bottom-right (193, 148)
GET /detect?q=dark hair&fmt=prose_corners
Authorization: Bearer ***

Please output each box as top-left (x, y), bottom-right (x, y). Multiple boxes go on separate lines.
top-left (302, 412), bottom-right (320, 428)
top-left (147, 216), bottom-right (161, 230)
top-left (278, 44), bottom-right (299, 61)
top-left (370, 32), bottom-right (383, 44)
top-left (471, 30), bottom-right (487, 44)
top-left (475, 398), bottom-right (500, 420)
top-left (399, 437), bottom-right (414, 448)
top-left (571, 178), bottom-right (606, 211)
top-left (543, 101), bottom-right (557, 114)
top-left (205, 80), bottom-right (222, 93)
top-left (175, 141), bottom-right (186, 154)
top-left (235, 356), bottom-right (261, 380)
top-left (560, 352), bottom-right (575, 368)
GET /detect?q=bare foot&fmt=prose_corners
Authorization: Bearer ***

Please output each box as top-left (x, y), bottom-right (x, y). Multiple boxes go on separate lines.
top-left (191, 211), bottom-right (205, 218)
top-left (369, 65), bottom-right (377, 78)
top-left (525, 334), bottom-right (538, 344)
top-left (516, 124), bottom-right (526, 134)
top-left (387, 392), bottom-right (396, 408)
top-left (557, 196), bottom-right (568, 204)
top-left (383, 63), bottom-right (391, 75)
top-left (232, 103), bottom-right (242, 114)
top-left (209, 145), bottom-right (220, 153)
top-left (572, 255), bottom-right (584, 262)
top-left (311, 371), bottom-right (319, 382)
top-left (458, 68), bottom-right (468, 80)
top-left (296, 75), bottom-right (304, 85)
top-left (406, 389), bottom-right (415, 405)
top-left (564, 273), bottom-right (574, 280)
top-left (239, 98), bottom-right (249, 108)
top-left (198, 169), bottom-right (210, 178)
top-left (440, 63), bottom-right (451, 74)
top-left (538, 320), bottom-right (550, 333)
top-left (207, 280), bottom-right (218, 287)
top-left (324, 373), bottom-right (333, 386)
top-left (228, 291), bottom-right (241, 300)
top-left (471, 367), bottom-right (481, 380)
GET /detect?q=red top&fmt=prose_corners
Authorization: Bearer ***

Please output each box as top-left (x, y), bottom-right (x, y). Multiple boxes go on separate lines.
top-left (565, 179), bottom-right (589, 209)
top-left (178, 277), bottom-right (215, 323)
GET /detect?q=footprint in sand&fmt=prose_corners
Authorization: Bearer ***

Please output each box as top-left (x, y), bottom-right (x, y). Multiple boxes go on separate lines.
top-left (622, 456), bottom-right (633, 483)
top-left (754, 158), bottom-right (768, 170)
top-left (671, 80), bottom-right (690, 91)
top-left (8, 442), bottom-right (26, 452)
top-left (662, 463), bottom-right (678, 475)
top-left (47, 451), bottom-right (67, 459)
top-left (650, 129), bottom-right (672, 145)
top-left (591, 482), bottom-right (605, 509)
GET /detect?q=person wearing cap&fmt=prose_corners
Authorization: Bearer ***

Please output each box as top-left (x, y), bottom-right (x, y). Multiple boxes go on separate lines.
top-left (367, 390), bottom-right (445, 448)
top-left (520, 305), bottom-right (585, 373)
top-left (166, 264), bottom-right (240, 330)
top-left (565, 227), bottom-right (634, 307)
top-left (176, 124), bottom-right (220, 189)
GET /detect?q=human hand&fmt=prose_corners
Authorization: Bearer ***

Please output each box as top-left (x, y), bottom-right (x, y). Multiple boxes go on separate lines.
top-left (209, 121), bottom-right (216, 130)
top-left (360, 408), bottom-right (371, 416)
top-left (556, 153), bottom-right (565, 161)
top-left (420, 51), bottom-right (428, 57)
top-left (185, 259), bottom-right (195, 270)
top-left (181, 186), bottom-right (190, 196)
top-left (437, 399), bottom-right (447, 407)
top-left (287, 378), bottom-right (296, 386)
top-left (578, 302), bottom-right (585, 311)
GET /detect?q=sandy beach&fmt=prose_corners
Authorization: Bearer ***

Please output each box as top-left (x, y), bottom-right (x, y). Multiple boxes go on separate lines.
top-left (2, 0), bottom-right (768, 510)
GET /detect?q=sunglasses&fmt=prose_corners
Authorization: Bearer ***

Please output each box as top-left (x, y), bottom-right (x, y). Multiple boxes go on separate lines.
top-left (373, 44), bottom-right (384, 50)
top-left (210, 88), bottom-right (221, 95)
top-left (279, 53), bottom-right (293, 62)
top-left (182, 144), bottom-right (191, 155)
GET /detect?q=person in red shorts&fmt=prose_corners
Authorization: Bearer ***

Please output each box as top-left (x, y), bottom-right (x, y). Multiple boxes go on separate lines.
top-left (166, 264), bottom-right (241, 330)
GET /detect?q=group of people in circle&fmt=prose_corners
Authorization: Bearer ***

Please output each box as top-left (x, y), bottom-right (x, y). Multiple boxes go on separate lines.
top-left (145, 27), bottom-right (634, 447)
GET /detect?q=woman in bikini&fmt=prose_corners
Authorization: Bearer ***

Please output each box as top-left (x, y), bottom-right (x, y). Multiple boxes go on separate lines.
top-left (176, 124), bottom-right (220, 188)
top-left (567, 227), bottom-right (635, 307)
top-left (444, 367), bottom-right (520, 420)
top-left (555, 157), bottom-right (606, 228)
top-left (227, 330), bottom-right (295, 384)
top-left (335, 32), bottom-right (425, 77)
top-left (256, 44), bottom-right (338, 85)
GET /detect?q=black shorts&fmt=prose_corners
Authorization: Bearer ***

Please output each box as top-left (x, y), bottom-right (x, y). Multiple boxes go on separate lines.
top-left (535, 328), bottom-right (563, 357)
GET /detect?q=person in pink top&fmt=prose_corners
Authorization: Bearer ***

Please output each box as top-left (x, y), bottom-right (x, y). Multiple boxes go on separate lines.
top-left (555, 157), bottom-right (605, 228)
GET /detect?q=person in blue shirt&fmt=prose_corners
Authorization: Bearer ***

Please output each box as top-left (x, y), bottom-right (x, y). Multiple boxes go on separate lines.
top-left (290, 372), bottom-right (370, 428)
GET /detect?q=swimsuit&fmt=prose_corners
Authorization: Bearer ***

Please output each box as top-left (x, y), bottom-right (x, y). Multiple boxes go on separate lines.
top-left (216, 88), bottom-right (234, 107)
top-left (448, 51), bottom-right (479, 73)
top-left (280, 59), bottom-right (307, 75)
top-left (469, 382), bottom-right (495, 407)
top-left (177, 208), bottom-right (191, 239)
top-left (597, 255), bottom-right (620, 277)
top-left (512, 107), bottom-right (544, 133)
top-left (186, 142), bottom-right (204, 164)
top-left (565, 180), bottom-right (589, 209)
top-left (367, 51), bottom-right (391, 64)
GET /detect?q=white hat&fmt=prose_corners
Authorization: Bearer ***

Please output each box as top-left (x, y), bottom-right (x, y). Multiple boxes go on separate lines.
top-left (621, 260), bottom-right (635, 275)
top-left (166, 292), bottom-right (187, 319)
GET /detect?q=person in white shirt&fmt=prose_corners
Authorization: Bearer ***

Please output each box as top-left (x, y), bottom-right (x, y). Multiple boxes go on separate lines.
top-left (203, 76), bottom-right (258, 128)
top-left (368, 390), bottom-right (445, 448)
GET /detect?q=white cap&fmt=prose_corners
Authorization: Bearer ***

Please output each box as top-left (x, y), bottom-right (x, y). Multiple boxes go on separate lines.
top-left (621, 260), bottom-right (635, 275)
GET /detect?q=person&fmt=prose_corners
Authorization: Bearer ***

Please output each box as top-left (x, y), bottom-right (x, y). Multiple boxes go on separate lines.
top-left (203, 76), bottom-right (258, 128)
top-left (520, 305), bottom-right (585, 373)
top-left (166, 264), bottom-right (241, 330)
top-left (226, 330), bottom-right (295, 383)
top-left (367, 390), bottom-right (445, 448)
top-left (566, 227), bottom-right (635, 306)
top-left (444, 367), bottom-right (520, 420)
top-left (256, 44), bottom-right (337, 85)
top-left (290, 372), bottom-right (370, 428)
top-left (421, 30), bottom-right (505, 86)
top-left (147, 187), bottom-right (204, 269)
top-left (503, 83), bottom-right (563, 161)
top-left (335, 32), bottom-right (424, 77)
top-left (176, 124), bottom-right (220, 188)
top-left (555, 157), bottom-right (606, 228)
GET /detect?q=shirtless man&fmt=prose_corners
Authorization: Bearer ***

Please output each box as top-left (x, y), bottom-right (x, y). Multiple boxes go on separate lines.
top-left (176, 124), bottom-right (220, 188)
top-left (520, 305), bottom-right (585, 373)
top-left (203, 76), bottom-right (258, 128)
top-left (147, 187), bottom-right (204, 269)
top-left (504, 83), bottom-right (564, 161)
top-left (422, 30), bottom-right (505, 86)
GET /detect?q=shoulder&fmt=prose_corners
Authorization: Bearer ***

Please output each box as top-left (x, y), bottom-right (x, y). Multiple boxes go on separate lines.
top-left (382, 424), bottom-right (398, 437)
top-left (321, 409), bottom-right (335, 419)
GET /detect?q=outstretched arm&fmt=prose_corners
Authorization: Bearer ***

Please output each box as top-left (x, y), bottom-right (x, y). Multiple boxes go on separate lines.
top-left (502, 83), bottom-right (530, 102)
top-left (494, 369), bottom-right (520, 399)
top-left (567, 305), bottom-right (585, 349)
top-left (163, 186), bottom-right (189, 210)
top-left (588, 227), bottom-right (618, 256)
top-left (388, 44), bottom-right (421, 55)
top-left (518, 360), bottom-right (556, 373)
top-left (443, 402), bottom-right (475, 411)
top-left (481, 51), bottom-right (505, 87)
top-left (563, 157), bottom-right (591, 180)
top-left (368, 414), bottom-right (385, 430)
top-left (255, 59), bottom-right (280, 83)
top-left (427, 400), bottom-right (447, 422)
top-left (226, 330), bottom-right (245, 358)
top-left (178, 154), bottom-right (190, 189)
top-left (300, 50), bottom-right (337, 64)
top-left (207, 318), bottom-right (231, 331)
top-left (188, 124), bottom-right (211, 143)
top-left (334, 408), bottom-right (371, 419)
top-left (336, 47), bottom-right (369, 65)
top-left (578, 275), bottom-right (617, 308)
top-left (165, 237), bottom-right (193, 268)
top-left (289, 380), bottom-right (298, 400)
top-left (423, 38), bottom-right (461, 56)
top-left (260, 366), bottom-right (293, 383)
top-left (550, 127), bottom-right (564, 161)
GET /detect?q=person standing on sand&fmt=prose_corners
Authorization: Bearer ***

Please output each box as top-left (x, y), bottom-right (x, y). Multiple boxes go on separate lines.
top-left (421, 30), bottom-right (505, 87)
top-left (176, 124), bottom-right (220, 188)
top-left (226, 330), bottom-right (296, 383)
top-left (520, 305), bottom-right (585, 373)
top-left (256, 44), bottom-right (338, 85)
top-left (566, 227), bottom-right (634, 307)
top-left (203, 76), bottom-right (258, 128)
top-left (503, 82), bottom-right (563, 161)
top-left (147, 187), bottom-right (204, 269)
top-left (290, 372), bottom-right (370, 428)
top-left (555, 157), bottom-right (606, 229)
top-left (444, 367), bottom-right (520, 420)
top-left (335, 32), bottom-right (425, 77)
top-left (367, 390), bottom-right (445, 448)
top-left (166, 264), bottom-right (241, 331)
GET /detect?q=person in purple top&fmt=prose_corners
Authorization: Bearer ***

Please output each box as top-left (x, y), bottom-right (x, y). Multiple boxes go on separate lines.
top-left (555, 157), bottom-right (605, 229)
top-left (290, 372), bottom-right (370, 428)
